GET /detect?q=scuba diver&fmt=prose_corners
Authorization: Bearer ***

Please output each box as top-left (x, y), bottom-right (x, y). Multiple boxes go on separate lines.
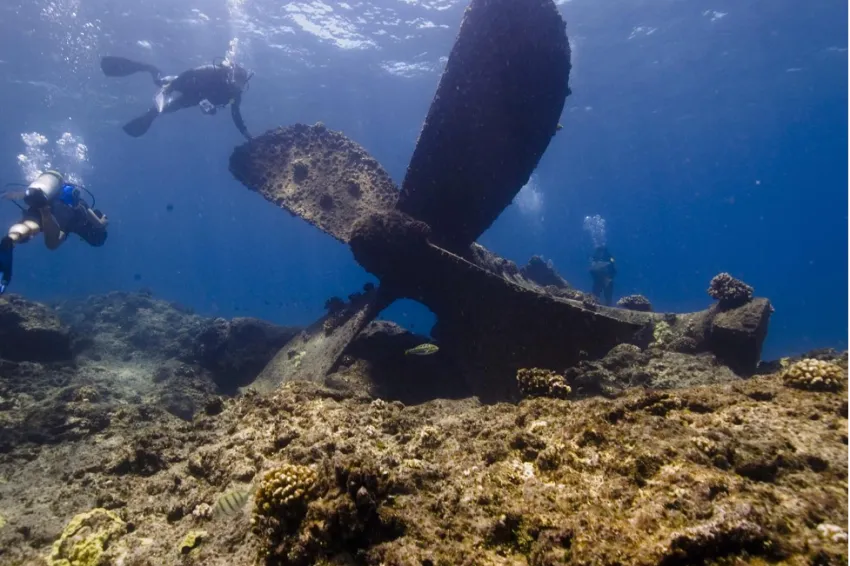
top-left (0, 170), bottom-right (108, 294)
top-left (589, 245), bottom-right (616, 306)
top-left (100, 55), bottom-right (253, 140)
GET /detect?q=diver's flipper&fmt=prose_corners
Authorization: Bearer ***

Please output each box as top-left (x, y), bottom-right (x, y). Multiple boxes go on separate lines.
top-left (100, 56), bottom-right (161, 81)
top-left (122, 108), bottom-right (158, 137)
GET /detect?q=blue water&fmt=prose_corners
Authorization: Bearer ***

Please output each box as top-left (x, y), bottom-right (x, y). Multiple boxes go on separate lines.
top-left (0, 0), bottom-right (845, 360)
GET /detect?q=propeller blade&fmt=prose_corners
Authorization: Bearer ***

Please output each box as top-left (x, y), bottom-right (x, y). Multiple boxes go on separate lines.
top-left (398, 0), bottom-right (572, 250)
top-left (229, 123), bottom-right (399, 244)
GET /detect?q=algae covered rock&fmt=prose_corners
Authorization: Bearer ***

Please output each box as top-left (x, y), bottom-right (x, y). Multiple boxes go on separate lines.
top-left (516, 368), bottom-right (571, 399)
top-left (194, 317), bottom-right (299, 392)
top-left (616, 294), bottom-right (653, 312)
top-left (178, 529), bottom-right (208, 555)
top-left (0, 294), bottom-right (72, 362)
top-left (48, 508), bottom-right (126, 566)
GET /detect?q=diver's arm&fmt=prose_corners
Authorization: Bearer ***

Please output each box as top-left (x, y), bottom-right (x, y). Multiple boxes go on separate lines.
top-left (81, 208), bottom-right (109, 247)
top-left (39, 208), bottom-right (67, 250)
top-left (230, 95), bottom-right (252, 140)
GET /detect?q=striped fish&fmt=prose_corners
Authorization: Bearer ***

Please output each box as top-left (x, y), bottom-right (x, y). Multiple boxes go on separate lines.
top-left (404, 343), bottom-right (439, 356)
top-left (213, 487), bottom-right (253, 517)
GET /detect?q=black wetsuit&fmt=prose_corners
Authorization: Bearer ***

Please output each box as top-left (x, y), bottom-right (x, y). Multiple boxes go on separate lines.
top-left (589, 246), bottom-right (616, 306)
top-left (46, 195), bottom-right (108, 247)
top-left (101, 56), bottom-right (252, 140)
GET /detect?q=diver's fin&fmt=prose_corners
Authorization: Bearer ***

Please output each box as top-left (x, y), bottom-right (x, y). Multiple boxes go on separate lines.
top-left (100, 56), bottom-right (160, 79)
top-left (122, 108), bottom-right (158, 137)
top-left (0, 189), bottom-right (26, 201)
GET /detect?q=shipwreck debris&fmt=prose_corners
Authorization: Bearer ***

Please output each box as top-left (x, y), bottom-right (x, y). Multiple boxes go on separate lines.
top-left (229, 0), bottom-right (773, 401)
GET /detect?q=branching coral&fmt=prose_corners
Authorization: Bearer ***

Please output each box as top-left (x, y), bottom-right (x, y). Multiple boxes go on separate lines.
top-left (707, 273), bottom-right (753, 308)
top-left (516, 368), bottom-right (571, 399)
top-left (782, 358), bottom-right (846, 392)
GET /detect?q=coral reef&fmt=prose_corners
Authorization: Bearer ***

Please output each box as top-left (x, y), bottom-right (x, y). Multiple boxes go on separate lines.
top-left (0, 294), bottom-right (844, 566)
top-left (516, 368), bottom-right (571, 399)
top-left (617, 294), bottom-right (652, 312)
top-left (57, 291), bottom-right (298, 392)
top-left (0, 294), bottom-right (71, 362)
top-left (708, 272), bottom-right (754, 308)
top-left (252, 464), bottom-right (319, 558)
top-left (782, 358), bottom-right (846, 391)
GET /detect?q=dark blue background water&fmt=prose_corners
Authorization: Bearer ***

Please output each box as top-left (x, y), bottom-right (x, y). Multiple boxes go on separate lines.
top-left (0, 0), bottom-right (846, 359)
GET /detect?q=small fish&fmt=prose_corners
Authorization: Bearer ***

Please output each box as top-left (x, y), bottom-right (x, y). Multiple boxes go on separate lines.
top-left (556, 123), bottom-right (563, 131)
top-left (166, 203), bottom-right (174, 212)
top-left (213, 487), bottom-right (253, 517)
top-left (405, 343), bottom-right (439, 356)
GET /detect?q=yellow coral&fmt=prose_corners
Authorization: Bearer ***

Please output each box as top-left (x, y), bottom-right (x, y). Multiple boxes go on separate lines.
top-left (516, 368), bottom-right (571, 399)
top-left (48, 508), bottom-right (126, 566)
top-left (252, 463), bottom-right (318, 530)
top-left (179, 530), bottom-right (208, 555)
top-left (782, 358), bottom-right (845, 392)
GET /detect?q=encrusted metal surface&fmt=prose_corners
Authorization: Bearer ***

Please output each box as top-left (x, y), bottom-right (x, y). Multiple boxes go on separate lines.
top-left (230, 123), bottom-right (399, 244)
top-left (397, 0), bottom-right (571, 250)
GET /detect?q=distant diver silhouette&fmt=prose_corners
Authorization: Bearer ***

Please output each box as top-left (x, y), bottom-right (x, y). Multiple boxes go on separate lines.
top-left (100, 55), bottom-right (253, 140)
top-left (589, 245), bottom-right (616, 306)
top-left (0, 170), bottom-right (108, 294)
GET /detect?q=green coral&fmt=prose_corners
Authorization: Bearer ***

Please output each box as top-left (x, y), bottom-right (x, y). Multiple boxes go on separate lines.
top-left (652, 320), bottom-right (675, 347)
top-left (179, 530), bottom-right (208, 555)
top-left (48, 508), bottom-right (126, 566)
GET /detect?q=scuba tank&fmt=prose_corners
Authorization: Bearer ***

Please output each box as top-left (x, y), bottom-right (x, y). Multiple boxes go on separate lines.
top-left (24, 170), bottom-right (64, 208)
